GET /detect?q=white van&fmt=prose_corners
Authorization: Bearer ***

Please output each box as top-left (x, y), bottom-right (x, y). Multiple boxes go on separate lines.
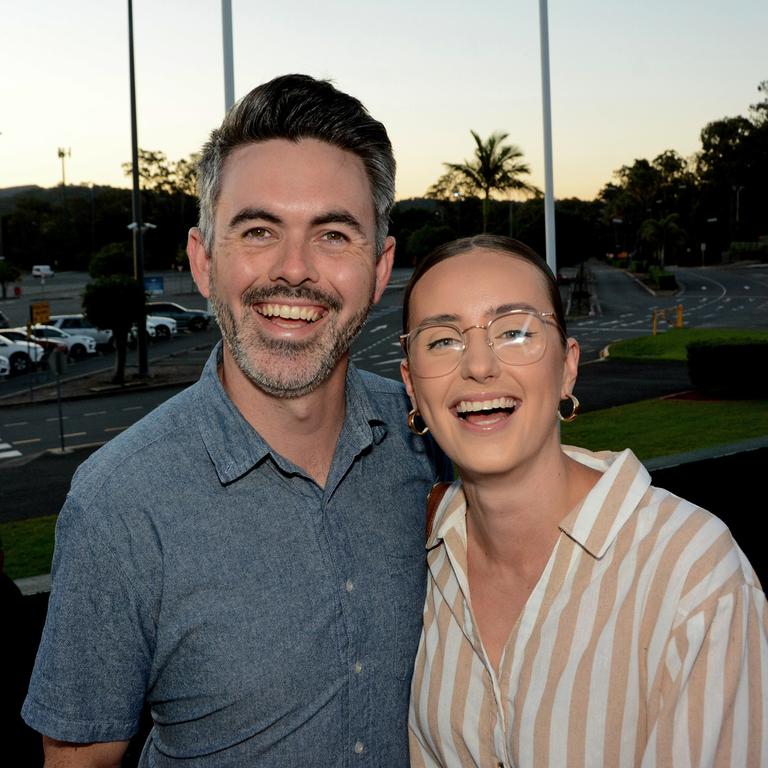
top-left (32, 265), bottom-right (54, 278)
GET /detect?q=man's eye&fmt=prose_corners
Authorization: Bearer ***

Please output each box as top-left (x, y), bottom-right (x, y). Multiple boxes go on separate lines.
top-left (321, 231), bottom-right (348, 243)
top-left (244, 227), bottom-right (271, 239)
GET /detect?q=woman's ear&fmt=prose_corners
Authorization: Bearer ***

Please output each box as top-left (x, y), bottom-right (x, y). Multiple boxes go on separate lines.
top-left (400, 357), bottom-right (418, 409)
top-left (561, 337), bottom-right (580, 398)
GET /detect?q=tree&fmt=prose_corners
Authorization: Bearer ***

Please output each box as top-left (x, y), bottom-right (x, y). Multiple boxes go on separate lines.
top-left (639, 213), bottom-right (687, 268)
top-left (89, 242), bottom-right (133, 278)
top-left (432, 131), bottom-right (539, 231)
top-left (82, 276), bottom-right (145, 384)
top-left (0, 260), bottom-right (21, 299)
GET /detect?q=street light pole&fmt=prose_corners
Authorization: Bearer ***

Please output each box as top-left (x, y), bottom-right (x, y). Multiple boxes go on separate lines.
top-left (222, 0), bottom-right (235, 111)
top-left (127, 0), bottom-right (148, 378)
top-left (538, 0), bottom-right (557, 275)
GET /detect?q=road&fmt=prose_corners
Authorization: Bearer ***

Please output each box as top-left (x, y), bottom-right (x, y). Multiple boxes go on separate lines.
top-left (2, 264), bottom-right (767, 463)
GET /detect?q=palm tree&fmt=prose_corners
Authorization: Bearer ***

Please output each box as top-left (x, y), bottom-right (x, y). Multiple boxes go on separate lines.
top-left (442, 131), bottom-right (539, 231)
top-left (639, 213), bottom-right (687, 269)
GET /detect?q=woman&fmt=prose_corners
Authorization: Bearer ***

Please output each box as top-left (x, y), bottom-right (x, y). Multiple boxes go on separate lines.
top-left (399, 235), bottom-right (767, 768)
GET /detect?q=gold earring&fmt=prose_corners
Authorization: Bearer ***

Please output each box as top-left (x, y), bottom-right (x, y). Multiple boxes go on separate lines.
top-left (407, 408), bottom-right (429, 435)
top-left (558, 393), bottom-right (580, 423)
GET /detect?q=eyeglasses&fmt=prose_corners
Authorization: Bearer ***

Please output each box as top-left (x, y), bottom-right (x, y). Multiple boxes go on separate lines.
top-left (400, 309), bottom-right (558, 379)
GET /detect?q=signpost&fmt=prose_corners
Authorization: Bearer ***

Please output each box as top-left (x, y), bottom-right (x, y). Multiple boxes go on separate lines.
top-left (30, 301), bottom-right (50, 325)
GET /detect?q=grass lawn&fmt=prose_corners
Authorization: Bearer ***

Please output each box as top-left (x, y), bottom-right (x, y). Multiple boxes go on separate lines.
top-left (562, 398), bottom-right (768, 460)
top-left (1, 514), bottom-right (57, 581)
top-left (607, 328), bottom-right (768, 361)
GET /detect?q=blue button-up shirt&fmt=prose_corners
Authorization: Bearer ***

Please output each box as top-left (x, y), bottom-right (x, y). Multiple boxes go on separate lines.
top-left (23, 345), bottom-right (448, 766)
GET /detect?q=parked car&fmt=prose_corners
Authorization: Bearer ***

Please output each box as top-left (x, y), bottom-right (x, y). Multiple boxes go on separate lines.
top-left (49, 315), bottom-right (114, 350)
top-left (32, 265), bottom-right (55, 279)
top-left (129, 315), bottom-right (178, 346)
top-left (28, 325), bottom-right (97, 360)
top-left (147, 301), bottom-right (212, 331)
top-left (0, 354), bottom-right (9, 378)
top-left (2, 329), bottom-right (67, 366)
top-left (0, 333), bottom-right (46, 375)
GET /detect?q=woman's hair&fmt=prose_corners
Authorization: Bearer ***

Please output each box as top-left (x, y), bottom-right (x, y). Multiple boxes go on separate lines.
top-left (402, 234), bottom-right (568, 346)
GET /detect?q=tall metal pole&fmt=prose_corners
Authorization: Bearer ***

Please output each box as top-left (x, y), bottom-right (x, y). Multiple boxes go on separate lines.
top-left (222, 0), bottom-right (235, 111)
top-left (128, 0), bottom-right (148, 377)
top-left (538, 0), bottom-right (557, 275)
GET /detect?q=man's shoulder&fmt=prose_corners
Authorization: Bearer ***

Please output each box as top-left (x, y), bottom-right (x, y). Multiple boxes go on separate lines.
top-left (356, 368), bottom-right (407, 396)
top-left (71, 383), bottom-right (202, 502)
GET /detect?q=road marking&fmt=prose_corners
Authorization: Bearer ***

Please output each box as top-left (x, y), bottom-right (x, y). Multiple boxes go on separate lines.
top-left (0, 449), bottom-right (22, 459)
top-left (46, 416), bottom-right (69, 422)
top-left (104, 426), bottom-right (128, 433)
top-left (64, 431), bottom-right (87, 438)
top-left (2, 421), bottom-right (28, 427)
top-left (12, 438), bottom-right (42, 445)
top-left (84, 410), bottom-right (107, 417)
top-left (0, 442), bottom-right (10, 449)
top-left (122, 406), bottom-right (143, 411)
top-left (368, 324), bottom-right (388, 333)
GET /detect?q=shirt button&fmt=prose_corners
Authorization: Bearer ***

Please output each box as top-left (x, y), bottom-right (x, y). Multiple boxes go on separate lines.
top-left (353, 660), bottom-right (363, 674)
top-left (345, 579), bottom-right (355, 592)
top-left (354, 740), bottom-right (365, 754)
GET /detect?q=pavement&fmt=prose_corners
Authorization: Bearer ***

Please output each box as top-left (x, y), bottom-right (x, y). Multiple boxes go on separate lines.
top-left (3, 268), bottom-right (768, 593)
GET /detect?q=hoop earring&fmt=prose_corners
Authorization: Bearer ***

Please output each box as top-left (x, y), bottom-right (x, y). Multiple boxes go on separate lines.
top-left (407, 408), bottom-right (429, 435)
top-left (558, 393), bottom-right (580, 423)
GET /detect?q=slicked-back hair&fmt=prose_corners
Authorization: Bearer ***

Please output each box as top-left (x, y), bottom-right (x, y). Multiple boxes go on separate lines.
top-left (402, 234), bottom-right (568, 347)
top-left (196, 73), bottom-right (395, 257)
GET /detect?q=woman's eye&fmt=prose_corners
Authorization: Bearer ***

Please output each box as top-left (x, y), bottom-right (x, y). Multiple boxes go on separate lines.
top-left (426, 336), bottom-right (462, 351)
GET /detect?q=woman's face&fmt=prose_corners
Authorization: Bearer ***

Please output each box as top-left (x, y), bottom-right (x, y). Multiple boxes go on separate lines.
top-left (401, 248), bottom-right (579, 479)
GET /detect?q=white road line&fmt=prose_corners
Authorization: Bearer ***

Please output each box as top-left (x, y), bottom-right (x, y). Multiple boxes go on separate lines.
top-left (122, 406), bottom-right (143, 411)
top-left (104, 426), bottom-right (128, 433)
top-left (84, 411), bottom-right (107, 417)
top-left (12, 438), bottom-right (42, 445)
top-left (2, 421), bottom-right (28, 427)
top-left (64, 432), bottom-right (87, 438)
top-left (0, 442), bottom-right (10, 449)
top-left (368, 325), bottom-right (388, 333)
top-left (0, 449), bottom-right (22, 459)
top-left (46, 416), bottom-right (69, 422)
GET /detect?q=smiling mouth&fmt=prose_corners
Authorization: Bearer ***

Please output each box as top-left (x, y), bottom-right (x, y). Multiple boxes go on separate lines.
top-left (255, 303), bottom-right (324, 323)
top-left (455, 397), bottom-right (519, 426)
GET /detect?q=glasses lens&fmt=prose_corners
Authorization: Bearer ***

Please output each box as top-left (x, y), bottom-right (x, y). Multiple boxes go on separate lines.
top-left (491, 312), bottom-right (546, 365)
top-left (410, 325), bottom-right (464, 377)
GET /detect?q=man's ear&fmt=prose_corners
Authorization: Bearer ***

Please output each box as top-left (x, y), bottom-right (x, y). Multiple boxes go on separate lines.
top-left (187, 227), bottom-right (212, 299)
top-left (372, 236), bottom-right (395, 304)
top-left (560, 337), bottom-right (580, 399)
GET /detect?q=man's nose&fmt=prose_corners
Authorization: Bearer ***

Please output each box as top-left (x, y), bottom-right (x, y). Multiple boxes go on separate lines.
top-left (267, 238), bottom-right (320, 285)
top-left (459, 327), bottom-right (500, 382)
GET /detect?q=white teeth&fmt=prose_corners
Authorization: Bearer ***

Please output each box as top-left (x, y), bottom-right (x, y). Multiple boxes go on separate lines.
top-left (258, 304), bottom-right (321, 322)
top-left (456, 397), bottom-right (517, 413)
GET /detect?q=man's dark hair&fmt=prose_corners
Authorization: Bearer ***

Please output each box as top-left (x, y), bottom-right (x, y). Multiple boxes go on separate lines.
top-left (196, 73), bottom-right (395, 256)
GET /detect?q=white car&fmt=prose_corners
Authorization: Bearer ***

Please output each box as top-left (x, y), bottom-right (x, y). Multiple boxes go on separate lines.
top-left (0, 354), bottom-right (9, 378)
top-left (128, 315), bottom-right (178, 346)
top-left (49, 315), bottom-right (113, 349)
top-left (0, 333), bottom-right (46, 375)
top-left (29, 325), bottom-right (97, 360)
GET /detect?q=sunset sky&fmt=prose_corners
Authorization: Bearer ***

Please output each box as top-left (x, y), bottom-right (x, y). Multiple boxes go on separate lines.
top-left (1, 0), bottom-right (765, 201)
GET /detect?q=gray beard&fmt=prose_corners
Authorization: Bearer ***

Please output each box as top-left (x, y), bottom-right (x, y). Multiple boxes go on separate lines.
top-left (209, 280), bottom-right (372, 399)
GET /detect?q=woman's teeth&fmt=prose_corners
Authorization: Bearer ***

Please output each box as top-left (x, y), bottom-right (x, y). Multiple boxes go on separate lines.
top-left (456, 397), bottom-right (517, 414)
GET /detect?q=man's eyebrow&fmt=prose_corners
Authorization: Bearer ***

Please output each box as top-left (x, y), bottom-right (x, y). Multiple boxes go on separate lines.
top-left (311, 211), bottom-right (366, 237)
top-left (228, 207), bottom-right (282, 230)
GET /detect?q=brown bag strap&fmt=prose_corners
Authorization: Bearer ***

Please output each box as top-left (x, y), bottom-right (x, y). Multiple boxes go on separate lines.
top-left (426, 481), bottom-right (452, 541)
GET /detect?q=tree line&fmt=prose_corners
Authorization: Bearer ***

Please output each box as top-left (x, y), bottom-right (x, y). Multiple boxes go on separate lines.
top-left (0, 81), bottom-right (766, 280)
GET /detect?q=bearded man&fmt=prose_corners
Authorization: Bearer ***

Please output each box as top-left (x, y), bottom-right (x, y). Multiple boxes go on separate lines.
top-left (24, 74), bottom-right (448, 767)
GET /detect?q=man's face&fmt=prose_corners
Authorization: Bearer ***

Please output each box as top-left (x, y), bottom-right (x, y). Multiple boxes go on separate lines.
top-left (189, 138), bottom-right (394, 398)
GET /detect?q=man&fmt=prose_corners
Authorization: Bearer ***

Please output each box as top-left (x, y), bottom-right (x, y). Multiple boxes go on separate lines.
top-left (23, 74), bottom-right (447, 766)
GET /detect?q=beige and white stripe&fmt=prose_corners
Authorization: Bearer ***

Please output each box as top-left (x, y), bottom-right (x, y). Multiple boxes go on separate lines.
top-left (409, 447), bottom-right (768, 767)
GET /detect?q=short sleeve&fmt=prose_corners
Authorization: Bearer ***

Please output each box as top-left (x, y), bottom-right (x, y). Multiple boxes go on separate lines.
top-left (22, 496), bottom-right (157, 743)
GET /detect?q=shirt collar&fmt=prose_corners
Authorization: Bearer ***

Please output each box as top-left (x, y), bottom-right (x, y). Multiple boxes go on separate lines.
top-left (426, 447), bottom-right (651, 560)
top-left (193, 344), bottom-right (386, 485)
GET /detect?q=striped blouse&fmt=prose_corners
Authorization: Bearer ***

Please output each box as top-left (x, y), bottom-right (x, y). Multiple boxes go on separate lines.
top-left (409, 447), bottom-right (768, 767)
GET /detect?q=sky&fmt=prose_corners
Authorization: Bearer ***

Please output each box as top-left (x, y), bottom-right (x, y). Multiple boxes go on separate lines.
top-left (1, 0), bottom-right (766, 202)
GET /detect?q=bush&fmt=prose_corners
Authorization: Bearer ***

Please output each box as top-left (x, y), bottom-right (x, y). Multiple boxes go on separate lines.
top-left (89, 242), bottom-right (133, 278)
top-left (648, 265), bottom-right (678, 290)
top-left (687, 341), bottom-right (768, 397)
top-left (726, 241), bottom-right (768, 262)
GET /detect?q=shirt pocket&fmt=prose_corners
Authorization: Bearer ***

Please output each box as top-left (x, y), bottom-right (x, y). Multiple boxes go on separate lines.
top-left (386, 551), bottom-right (427, 680)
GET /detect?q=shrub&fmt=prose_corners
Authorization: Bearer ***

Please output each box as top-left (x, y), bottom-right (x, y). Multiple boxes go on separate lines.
top-left (648, 265), bottom-right (678, 290)
top-left (726, 241), bottom-right (768, 262)
top-left (687, 341), bottom-right (768, 397)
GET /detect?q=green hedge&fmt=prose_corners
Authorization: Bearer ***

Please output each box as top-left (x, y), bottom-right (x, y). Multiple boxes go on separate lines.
top-left (687, 341), bottom-right (768, 397)
top-left (726, 241), bottom-right (768, 262)
top-left (648, 265), bottom-right (678, 290)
